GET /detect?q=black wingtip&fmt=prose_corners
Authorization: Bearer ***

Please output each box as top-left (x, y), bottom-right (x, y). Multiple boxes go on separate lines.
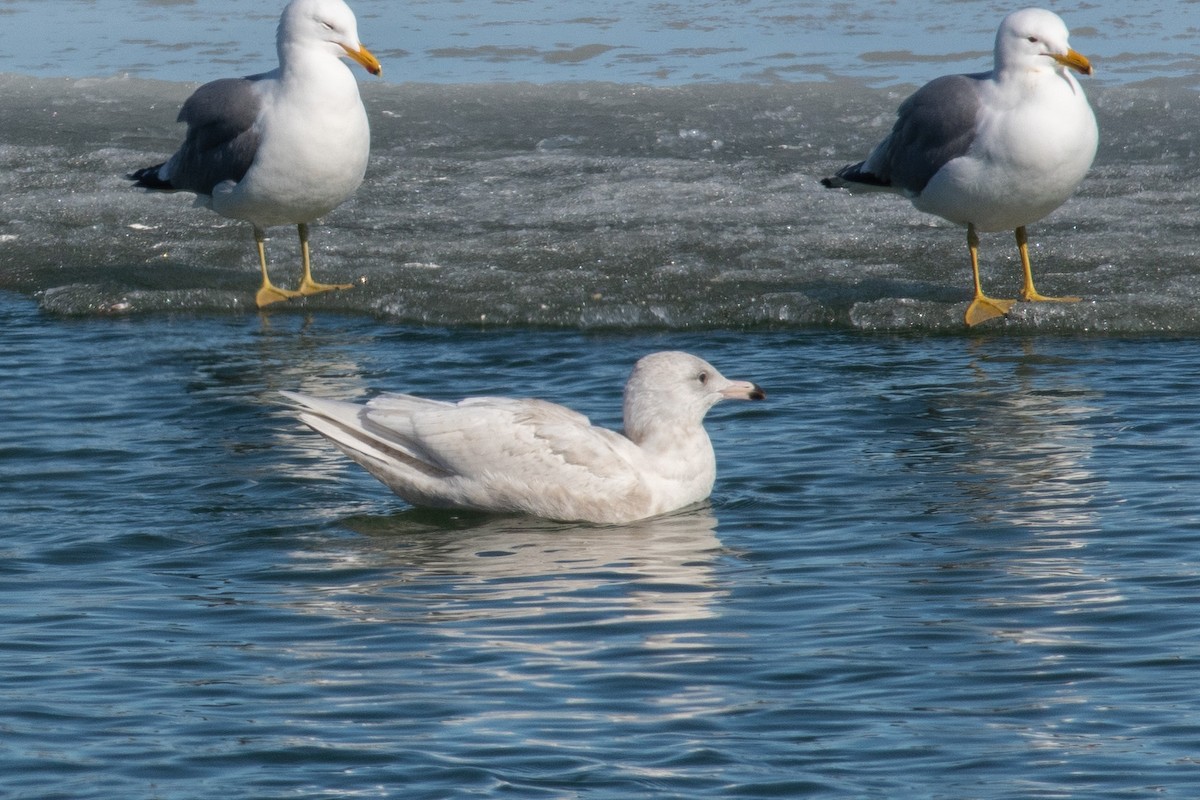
top-left (127, 164), bottom-right (173, 190)
top-left (821, 162), bottom-right (891, 191)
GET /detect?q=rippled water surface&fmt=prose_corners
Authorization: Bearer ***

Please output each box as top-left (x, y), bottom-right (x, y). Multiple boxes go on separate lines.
top-left (2, 0), bottom-right (1195, 86)
top-left (5, 0), bottom-right (1200, 797)
top-left (6, 293), bottom-right (1200, 798)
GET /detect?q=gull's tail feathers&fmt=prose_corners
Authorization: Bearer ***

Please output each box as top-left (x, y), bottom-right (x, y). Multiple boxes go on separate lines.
top-left (280, 391), bottom-right (453, 506)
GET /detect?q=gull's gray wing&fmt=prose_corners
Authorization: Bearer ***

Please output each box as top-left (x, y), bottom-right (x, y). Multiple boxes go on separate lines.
top-left (131, 74), bottom-right (268, 195)
top-left (823, 73), bottom-right (983, 196)
top-left (874, 73), bottom-right (984, 194)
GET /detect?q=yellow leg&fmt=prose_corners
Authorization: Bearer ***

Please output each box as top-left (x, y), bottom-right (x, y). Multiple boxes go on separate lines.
top-left (296, 223), bottom-right (353, 296)
top-left (254, 226), bottom-right (301, 307)
top-left (964, 223), bottom-right (1016, 327)
top-left (1016, 226), bottom-right (1080, 303)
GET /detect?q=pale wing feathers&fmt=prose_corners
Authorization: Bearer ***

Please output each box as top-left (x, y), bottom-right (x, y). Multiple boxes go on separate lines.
top-left (283, 392), bottom-right (653, 520)
top-left (364, 396), bottom-right (638, 482)
top-left (280, 392), bottom-right (450, 478)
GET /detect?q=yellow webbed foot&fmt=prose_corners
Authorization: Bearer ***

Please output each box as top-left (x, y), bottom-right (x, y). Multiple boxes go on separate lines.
top-left (1021, 290), bottom-right (1081, 303)
top-left (256, 283), bottom-right (302, 307)
top-left (964, 295), bottom-right (1016, 327)
top-left (298, 277), bottom-right (354, 297)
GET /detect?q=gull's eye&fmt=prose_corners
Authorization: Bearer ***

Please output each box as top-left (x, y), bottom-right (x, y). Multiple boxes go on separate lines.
top-left (1026, 35), bottom-right (1039, 43)
top-left (697, 371), bottom-right (709, 385)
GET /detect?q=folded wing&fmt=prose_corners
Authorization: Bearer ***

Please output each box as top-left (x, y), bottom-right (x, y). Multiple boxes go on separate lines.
top-left (281, 391), bottom-right (652, 521)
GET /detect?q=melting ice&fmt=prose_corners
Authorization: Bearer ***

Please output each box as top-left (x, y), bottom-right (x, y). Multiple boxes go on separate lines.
top-left (2, 73), bottom-right (1200, 333)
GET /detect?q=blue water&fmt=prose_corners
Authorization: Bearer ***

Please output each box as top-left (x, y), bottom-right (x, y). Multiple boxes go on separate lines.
top-left (1, 0), bottom-right (1193, 86)
top-left (6, 0), bottom-right (1200, 796)
top-left (6, 291), bottom-right (1200, 798)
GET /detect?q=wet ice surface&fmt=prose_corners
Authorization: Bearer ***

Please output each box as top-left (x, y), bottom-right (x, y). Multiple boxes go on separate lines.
top-left (2, 74), bottom-right (1198, 333)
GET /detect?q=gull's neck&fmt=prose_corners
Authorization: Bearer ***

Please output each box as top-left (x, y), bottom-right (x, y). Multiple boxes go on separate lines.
top-left (274, 41), bottom-right (358, 101)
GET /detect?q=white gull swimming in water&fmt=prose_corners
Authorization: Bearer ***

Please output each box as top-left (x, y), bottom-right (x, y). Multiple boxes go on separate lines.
top-left (129, 0), bottom-right (381, 308)
top-left (281, 352), bottom-right (766, 524)
top-left (821, 7), bottom-right (1098, 327)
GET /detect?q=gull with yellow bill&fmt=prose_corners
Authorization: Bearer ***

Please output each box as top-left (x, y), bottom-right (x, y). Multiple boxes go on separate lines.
top-left (129, 0), bottom-right (381, 307)
top-left (822, 8), bottom-right (1098, 327)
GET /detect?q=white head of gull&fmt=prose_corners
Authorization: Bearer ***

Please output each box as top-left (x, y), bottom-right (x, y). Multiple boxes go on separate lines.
top-left (821, 7), bottom-right (1098, 327)
top-left (281, 351), bottom-right (766, 524)
top-left (129, 0), bottom-right (381, 307)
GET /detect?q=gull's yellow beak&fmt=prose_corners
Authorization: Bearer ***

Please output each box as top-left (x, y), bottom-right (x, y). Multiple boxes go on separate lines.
top-left (1050, 48), bottom-right (1093, 76)
top-left (341, 43), bottom-right (382, 76)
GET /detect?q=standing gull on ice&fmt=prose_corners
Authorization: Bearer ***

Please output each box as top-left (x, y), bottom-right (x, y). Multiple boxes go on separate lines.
top-left (129, 0), bottom-right (381, 308)
top-left (821, 8), bottom-right (1098, 326)
top-left (281, 352), bottom-right (766, 524)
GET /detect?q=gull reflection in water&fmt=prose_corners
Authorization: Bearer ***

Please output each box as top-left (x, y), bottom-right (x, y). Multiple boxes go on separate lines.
top-left (267, 507), bottom-right (733, 747)
top-left (897, 339), bottom-right (1108, 537)
top-left (284, 505), bottom-right (726, 633)
top-left (897, 340), bottom-right (1130, 763)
